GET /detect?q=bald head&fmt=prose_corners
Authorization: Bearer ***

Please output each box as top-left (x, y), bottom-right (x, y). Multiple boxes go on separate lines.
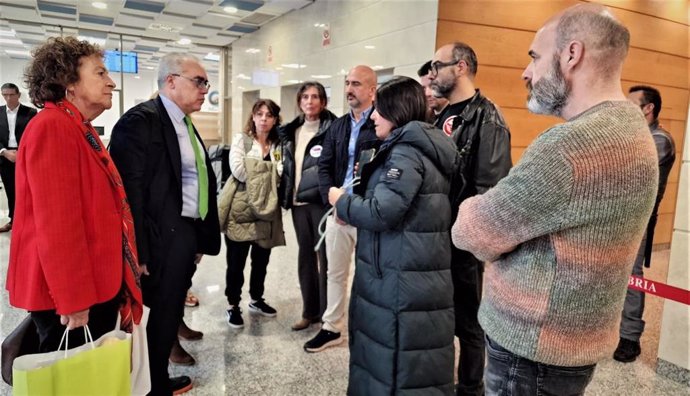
top-left (552, 4), bottom-right (630, 77)
top-left (345, 65), bottom-right (377, 112)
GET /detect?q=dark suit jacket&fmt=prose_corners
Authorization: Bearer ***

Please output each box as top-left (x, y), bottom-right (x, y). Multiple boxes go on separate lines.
top-left (109, 97), bottom-right (220, 279)
top-left (0, 104), bottom-right (37, 164)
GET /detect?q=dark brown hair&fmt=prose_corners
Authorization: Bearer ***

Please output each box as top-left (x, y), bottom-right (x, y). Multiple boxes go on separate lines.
top-left (244, 98), bottom-right (281, 142)
top-left (24, 36), bottom-right (103, 108)
top-left (375, 76), bottom-right (427, 129)
top-left (295, 81), bottom-right (328, 113)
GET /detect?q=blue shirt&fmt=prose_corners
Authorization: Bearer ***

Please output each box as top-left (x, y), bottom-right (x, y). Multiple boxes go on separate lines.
top-left (343, 106), bottom-right (373, 194)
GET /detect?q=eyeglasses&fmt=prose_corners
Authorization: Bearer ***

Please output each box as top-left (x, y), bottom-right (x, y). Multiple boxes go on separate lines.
top-left (171, 74), bottom-right (210, 90)
top-left (430, 59), bottom-right (458, 76)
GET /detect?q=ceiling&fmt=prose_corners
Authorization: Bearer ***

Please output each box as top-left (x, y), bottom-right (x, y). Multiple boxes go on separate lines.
top-left (0, 0), bottom-right (314, 74)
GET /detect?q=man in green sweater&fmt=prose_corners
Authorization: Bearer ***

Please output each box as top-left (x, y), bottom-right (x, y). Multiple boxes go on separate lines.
top-left (451, 4), bottom-right (658, 395)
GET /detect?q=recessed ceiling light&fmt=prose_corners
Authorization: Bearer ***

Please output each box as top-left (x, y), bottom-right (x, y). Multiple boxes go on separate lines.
top-left (236, 74), bottom-right (251, 80)
top-left (92, 2), bottom-right (107, 9)
top-left (364, 45), bottom-right (375, 50)
top-left (5, 49), bottom-right (31, 57)
top-left (0, 38), bottom-right (23, 46)
top-left (78, 35), bottom-right (106, 46)
top-left (245, 48), bottom-right (260, 54)
top-left (311, 74), bottom-right (332, 79)
top-left (373, 65), bottom-right (384, 70)
top-left (281, 63), bottom-right (306, 69)
top-left (224, 6), bottom-right (238, 13)
top-left (204, 52), bottom-right (220, 61)
top-left (177, 38), bottom-right (191, 45)
top-left (144, 66), bottom-right (155, 70)
top-left (134, 76), bottom-right (141, 79)
top-left (286, 80), bottom-right (303, 84)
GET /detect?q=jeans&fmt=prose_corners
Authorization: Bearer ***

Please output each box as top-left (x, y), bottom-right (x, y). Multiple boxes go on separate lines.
top-left (485, 337), bottom-right (596, 396)
top-left (619, 229), bottom-right (647, 341)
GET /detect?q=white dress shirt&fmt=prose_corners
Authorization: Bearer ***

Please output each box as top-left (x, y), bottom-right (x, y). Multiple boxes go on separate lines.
top-left (1, 105), bottom-right (19, 155)
top-left (159, 94), bottom-right (204, 219)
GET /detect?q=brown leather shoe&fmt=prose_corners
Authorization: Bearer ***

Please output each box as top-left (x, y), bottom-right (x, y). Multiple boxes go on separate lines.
top-left (0, 222), bottom-right (11, 233)
top-left (169, 338), bottom-right (195, 366)
top-left (178, 320), bottom-right (203, 341)
top-left (291, 318), bottom-right (320, 331)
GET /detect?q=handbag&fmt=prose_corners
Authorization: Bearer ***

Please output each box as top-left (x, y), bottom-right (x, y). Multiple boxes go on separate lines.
top-left (12, 325), bottom-right (131, 395)
top-left (1, 315), bottom-right (39, 385)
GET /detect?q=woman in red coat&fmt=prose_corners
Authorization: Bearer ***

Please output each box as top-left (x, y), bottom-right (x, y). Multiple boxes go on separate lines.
top-left (6, 36), bottom-right (143, 351)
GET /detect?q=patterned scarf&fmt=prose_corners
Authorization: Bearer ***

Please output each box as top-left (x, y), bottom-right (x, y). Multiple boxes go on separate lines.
top-left (55, 100), bottom-right (143, 332)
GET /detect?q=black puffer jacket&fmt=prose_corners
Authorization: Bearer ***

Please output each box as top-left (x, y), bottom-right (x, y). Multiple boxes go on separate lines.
top-left (335, 121), bottom-right (459, 395)
top-left (279, 110), bottom-right (337, 209)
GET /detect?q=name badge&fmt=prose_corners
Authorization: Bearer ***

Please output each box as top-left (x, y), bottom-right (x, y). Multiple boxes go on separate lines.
top-left (310, 145), bottom-right (323, 158)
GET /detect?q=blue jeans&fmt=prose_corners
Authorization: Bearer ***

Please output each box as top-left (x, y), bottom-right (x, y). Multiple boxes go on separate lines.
top-left (485, 336), bottom-right (596, 396)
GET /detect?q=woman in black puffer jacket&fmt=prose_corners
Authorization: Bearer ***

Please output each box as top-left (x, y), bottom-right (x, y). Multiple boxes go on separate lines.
top-left (279, 81), bottom-right (337, 331)
top-left (329, 76), bottom-right (459, 395)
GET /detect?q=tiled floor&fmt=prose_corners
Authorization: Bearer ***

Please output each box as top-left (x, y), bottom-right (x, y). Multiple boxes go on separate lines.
top-left (0, 201), bottom-right (687, 395)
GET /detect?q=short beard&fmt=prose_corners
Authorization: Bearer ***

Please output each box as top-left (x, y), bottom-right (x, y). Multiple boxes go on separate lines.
top-left (526, 55), bottom-right (570, 117)
top-left (431, 76), bottom-right (455, 99)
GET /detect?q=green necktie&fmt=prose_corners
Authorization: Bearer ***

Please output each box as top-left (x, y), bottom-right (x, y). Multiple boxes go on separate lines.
top-left (184, 116), bottom-right (208, 219)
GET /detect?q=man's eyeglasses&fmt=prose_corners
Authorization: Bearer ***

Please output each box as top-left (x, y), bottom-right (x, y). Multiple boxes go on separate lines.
top-left (171, 74), bottom-right (210, 90)
top-left (430, 59), bottom-right (458, 76)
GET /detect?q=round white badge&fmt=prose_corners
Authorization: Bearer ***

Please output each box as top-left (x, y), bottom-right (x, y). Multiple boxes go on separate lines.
top-left (309, 145), bottom-right (323, 158)
top-left (443, 115), bottom-right (457, 137)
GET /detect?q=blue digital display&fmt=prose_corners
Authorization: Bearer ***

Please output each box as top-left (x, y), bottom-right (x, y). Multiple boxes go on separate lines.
top-left (104, 50), bottom-right (138, 74)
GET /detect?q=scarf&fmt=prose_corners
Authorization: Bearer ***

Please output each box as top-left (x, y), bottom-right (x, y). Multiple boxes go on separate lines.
top-left (55, 100), bottom-right (143, 332)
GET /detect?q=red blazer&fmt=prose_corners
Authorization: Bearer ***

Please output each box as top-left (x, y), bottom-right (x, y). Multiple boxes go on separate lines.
top-left (6, 102), bottom-right (122, 315)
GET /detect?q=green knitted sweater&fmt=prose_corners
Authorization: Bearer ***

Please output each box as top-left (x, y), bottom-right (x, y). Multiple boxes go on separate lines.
top-left (452, 101), bottom-right (658, 366)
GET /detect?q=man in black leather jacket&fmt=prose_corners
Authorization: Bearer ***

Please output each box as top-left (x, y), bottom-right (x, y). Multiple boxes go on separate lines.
top-left (429, 42), bottom-right (512, 396)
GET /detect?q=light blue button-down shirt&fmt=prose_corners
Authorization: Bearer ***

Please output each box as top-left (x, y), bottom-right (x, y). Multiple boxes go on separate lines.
top-left (343, 106), bottom-right (372, 194)
top-left (159, 93), bottom-right (202, 218)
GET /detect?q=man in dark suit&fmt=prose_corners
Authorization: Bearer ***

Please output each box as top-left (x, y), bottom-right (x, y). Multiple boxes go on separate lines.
top-left (1, 83), bottom-right (37, 232)
top-left (110, 53), bottom-right (220, 396)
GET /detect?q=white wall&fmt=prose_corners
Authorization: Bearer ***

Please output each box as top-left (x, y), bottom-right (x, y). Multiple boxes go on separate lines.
top-left (0, 57), bottom-right (219, 139)
top-left (230, 0), bottom-right (439, 133)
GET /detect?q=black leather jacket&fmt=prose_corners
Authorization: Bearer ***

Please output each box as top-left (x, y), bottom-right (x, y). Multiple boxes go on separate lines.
top-left (279, 110), bottom-right (337, 209)
top-left (436, 89), bottom-right (512, 212)
top-left (318, 109), bottom-right (380, 205)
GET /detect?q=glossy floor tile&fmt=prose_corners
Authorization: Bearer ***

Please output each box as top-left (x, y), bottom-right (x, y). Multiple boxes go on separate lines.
top-left (0, 199), bottom-right (687, 395)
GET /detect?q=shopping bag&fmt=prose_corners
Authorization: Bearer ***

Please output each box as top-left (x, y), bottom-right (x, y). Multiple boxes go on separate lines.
top-left (130, 306), bottom-right (151, 396)
top-left (12, 326), bottom-right (131, 396)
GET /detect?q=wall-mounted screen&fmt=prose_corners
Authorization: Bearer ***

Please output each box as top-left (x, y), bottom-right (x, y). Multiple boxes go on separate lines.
top-left (104, 51), bottom-right (138, 74)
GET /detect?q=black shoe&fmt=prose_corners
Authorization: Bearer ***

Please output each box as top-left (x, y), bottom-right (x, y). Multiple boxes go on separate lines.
top-left (226, 306), bottom-right (244, 328)
top-left (170, 375), bottom-right (193, 395)
top-left (304, 329), bottom-right (342, 353)
top-left (613, 337), bottom-right (641, 363)
top-left (248, 299), bottom-right (277, 317)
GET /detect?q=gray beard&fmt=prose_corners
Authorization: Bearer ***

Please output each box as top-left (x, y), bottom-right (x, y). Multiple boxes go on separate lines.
top-left (526, 57), bottom-right (570, 117)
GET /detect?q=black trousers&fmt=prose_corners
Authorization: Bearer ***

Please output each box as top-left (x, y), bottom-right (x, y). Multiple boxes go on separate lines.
top-left (143, 218), bottom-right (198, 396)
top-left (292, 203), bottom-right (328, 321)
top-left (0, 159), bottom-right (16, 220)
top-left (451, 247), bottom-right (485, 396)
top-left (224, 236), bottom-right (271, 306)
top-left (31, 297), bottom-right (120, 353)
